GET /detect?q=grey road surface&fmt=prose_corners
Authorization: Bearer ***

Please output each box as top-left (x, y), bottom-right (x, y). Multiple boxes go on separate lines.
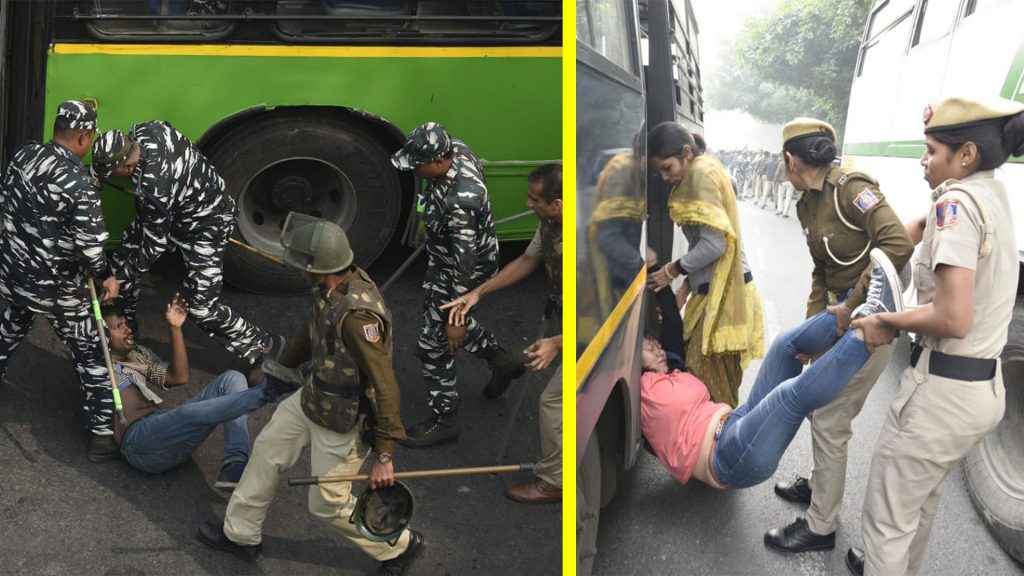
top-left (0, 241), bottom-right (560, 575)
top-left (593, 200), bottom-right (1023, 576)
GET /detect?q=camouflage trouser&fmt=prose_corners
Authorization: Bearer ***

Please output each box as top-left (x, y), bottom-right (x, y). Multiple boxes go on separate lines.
top-left (0, 303), bottom-right (114, 435)
top-left (416, 270), bottom-right (498, 415)
top-left (116, 218), bottom-right (270, 363)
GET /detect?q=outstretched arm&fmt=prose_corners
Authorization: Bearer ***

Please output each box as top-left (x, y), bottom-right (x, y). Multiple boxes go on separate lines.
top-left (163, 293), bottom-right (190, 386)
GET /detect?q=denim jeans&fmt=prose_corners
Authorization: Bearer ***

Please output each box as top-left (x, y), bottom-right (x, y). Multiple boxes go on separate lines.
top-left (121, 370), bottom-right (269, 474)
top-left (713, 310), bottom-right (870, 489)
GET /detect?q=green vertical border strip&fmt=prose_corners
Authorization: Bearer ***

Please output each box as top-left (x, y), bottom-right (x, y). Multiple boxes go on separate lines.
top-left (1000, 38), bottom-right (1024, 101)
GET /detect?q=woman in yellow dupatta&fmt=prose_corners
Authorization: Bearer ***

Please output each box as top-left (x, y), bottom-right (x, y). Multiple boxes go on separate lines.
top-left (645, 122), bottom-right (764, 406)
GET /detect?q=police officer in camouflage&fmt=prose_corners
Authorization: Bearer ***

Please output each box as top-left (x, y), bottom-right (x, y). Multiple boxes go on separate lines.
top-left (90, 123), bottom-right (282, 366)
top-left (0, 100), bottom-right (123, 462)
top-left (197, 213), bottom-right (423, 576)
top-left (443, 163), bottom-right (563, 504)
top-left (391, 122), bottom-right (525, 447)
top-left (763, 118), bottom-right (913, 554)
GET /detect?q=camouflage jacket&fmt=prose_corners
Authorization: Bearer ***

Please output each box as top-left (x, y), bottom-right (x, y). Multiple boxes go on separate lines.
top-left (421, 139), bottom-right (499, 299)
top-left (277, 268), bottom-right (406, 453)
top-left (113, 120), bottom-right (236, 279)
top-left (0, 141), bottom-right (109, 314)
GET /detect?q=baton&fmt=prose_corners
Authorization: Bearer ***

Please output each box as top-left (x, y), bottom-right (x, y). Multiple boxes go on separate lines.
top-left (492, 297), bottom-right (558, 467)
top-left (227, 237), bottom-right (286, 267)
top-left (289, 463), bottom-right (534, 486)
top-left (379, 210), bottom-right (536, 293)
top-left (86, 276), bottom-right (127, 424)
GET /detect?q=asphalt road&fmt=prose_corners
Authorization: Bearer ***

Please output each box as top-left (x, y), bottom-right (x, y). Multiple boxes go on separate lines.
top-left (0, 240), bottom-right (560, 575)
top-left (593, 200), bottom-right (1023, 576)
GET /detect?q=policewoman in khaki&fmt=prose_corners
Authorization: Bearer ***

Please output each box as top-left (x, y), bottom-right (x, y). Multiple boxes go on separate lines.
top-left (764, 119), bottom-right (913, 553)
top-left (847, 97), bottom-right (1024, 575)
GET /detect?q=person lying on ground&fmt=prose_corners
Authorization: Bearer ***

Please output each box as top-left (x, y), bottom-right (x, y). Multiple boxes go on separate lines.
top-left (642, 249), bottom-right (903, 490)
top-left (105, 294), bottom-right (291, 489)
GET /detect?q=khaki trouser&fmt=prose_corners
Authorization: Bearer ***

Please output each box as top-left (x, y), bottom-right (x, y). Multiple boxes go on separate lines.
top-left (534, 364), bottom-right (562, 487)
top-left (224, 392), bottom-right (411, 561)
top-left (862, 349), bottom-right (1004, 576)
top-left (805, 340), bottom-right (895, 535)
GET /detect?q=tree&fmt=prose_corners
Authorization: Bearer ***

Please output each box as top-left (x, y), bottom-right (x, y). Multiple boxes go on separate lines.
top-left (708, 0), bottom-right (872, 140)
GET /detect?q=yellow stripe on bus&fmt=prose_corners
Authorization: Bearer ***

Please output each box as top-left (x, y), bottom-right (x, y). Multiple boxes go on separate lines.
top-left (53, 43), bottom-right (561, 59)
top-left (575, 268), bottom-right (646, 388)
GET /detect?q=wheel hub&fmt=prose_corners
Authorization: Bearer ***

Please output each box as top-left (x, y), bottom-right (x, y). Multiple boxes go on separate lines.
top-left (270, 175), bottom-right (315, 212)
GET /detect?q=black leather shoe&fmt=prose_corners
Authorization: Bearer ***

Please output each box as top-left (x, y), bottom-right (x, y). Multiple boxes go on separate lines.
top-left (774, 476), bottom-right (812, 505)
top-left (376, 530), bottom-right (424, 576)
top-left (196, 521), bottom-right (262, 563)
top-left (401, 412), bottom-right (459, 447)
top-left (846, 547), bottom-right (865, 576)
top-left (482, 347), bottom-right (527, 399)
top-left (764, 518), bottom-right (835, 553)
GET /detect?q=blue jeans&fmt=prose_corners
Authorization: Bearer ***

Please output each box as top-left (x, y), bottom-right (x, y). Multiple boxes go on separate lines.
top-left (713, 310), bottom-right (870, 489)
top-left (121, 370), bottom-right (269, 474)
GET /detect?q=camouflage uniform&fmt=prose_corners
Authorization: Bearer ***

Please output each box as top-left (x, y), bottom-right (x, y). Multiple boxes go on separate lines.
top-left (94, 122), bottom-right (271, 363)
top-left (222, 268), bottom-right (412, 561)
top-left (0, 101), bottom-right (115, 436)
top-left (393, 123), bottom-right (501, 415)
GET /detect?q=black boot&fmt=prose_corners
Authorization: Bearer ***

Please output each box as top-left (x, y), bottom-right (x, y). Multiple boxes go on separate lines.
top-left (376, 530), bottom-right (425, 576)
top-left (846, 547), bottom-right (865, 575)
top-left (482, 347), bottom-right (526, 399)
top-left (88, 434), bottom-right (120, 463)
top-left (764, 518), bottom-right (835, 553)
top-left (774, 475), bottom-right (812, 505)
top-left (196, 521), bottom-right (262, 563)
top-left (401, 412), bottom-right (460, 447)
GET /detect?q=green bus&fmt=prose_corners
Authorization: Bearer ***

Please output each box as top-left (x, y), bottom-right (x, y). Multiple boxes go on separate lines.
top-left (0, 0), bottom-right (561, 293)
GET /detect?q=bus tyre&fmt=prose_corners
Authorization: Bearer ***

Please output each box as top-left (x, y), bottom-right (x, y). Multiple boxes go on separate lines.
top-left (208, 112), bottom-right (402, 294)
top-left (578, 433), bottom-right (601, 576)
top-left (963, 298), bottom-right (1024, 564)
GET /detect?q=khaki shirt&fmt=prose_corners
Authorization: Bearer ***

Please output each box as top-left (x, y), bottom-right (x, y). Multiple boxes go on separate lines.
top-left (915, 171), bottom-right (1018, 359)
top-left (796, 167), bottom-right (913, 317)
top-left (279, 287), bottom-right (406, 455)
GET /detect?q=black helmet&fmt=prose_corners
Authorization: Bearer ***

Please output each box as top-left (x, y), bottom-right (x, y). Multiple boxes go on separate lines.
top-left (350, 481), bottom-right (414, 545)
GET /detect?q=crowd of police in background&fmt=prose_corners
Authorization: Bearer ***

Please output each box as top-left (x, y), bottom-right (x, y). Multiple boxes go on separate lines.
top-left (0, 99), bottom-right (562, 576)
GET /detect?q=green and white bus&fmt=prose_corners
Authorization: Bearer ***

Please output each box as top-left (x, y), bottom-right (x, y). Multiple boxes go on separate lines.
top-left (842, 0), bottom-right (1024, 563)
top-left (0, 0), bottom-right (561, 293)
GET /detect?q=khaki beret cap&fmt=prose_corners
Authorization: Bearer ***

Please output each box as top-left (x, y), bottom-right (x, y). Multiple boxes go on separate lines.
top-left (783, 117), bottom-right (836, 145)
top-left (923, 96), bottom-right (1024, 133)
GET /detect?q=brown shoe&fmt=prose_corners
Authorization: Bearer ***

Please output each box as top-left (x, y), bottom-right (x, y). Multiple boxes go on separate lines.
top-left (504, 478), bottom-right (561, 504)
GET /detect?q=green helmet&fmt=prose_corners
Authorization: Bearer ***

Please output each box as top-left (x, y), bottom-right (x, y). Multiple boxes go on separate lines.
top-left (280, 212), bottom-right (354, 273)
top-left (350, 481), bottom-right (415, 545)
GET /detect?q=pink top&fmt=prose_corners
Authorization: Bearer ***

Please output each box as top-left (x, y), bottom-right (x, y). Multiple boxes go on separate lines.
top-left (641, 369), bottom-right (730, 485)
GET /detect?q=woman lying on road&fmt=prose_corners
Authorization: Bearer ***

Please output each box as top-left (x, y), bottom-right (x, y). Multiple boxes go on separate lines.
top-left (642, 249), bottom-right (902, 490)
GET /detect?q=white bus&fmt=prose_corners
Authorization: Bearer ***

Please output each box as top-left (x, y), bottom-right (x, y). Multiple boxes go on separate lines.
top-left (842, 0), bottom-right (1024, 563)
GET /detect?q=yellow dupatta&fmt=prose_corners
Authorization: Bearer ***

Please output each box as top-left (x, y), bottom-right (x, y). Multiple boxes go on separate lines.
top-left (670, 155), bottom-right (761, 360)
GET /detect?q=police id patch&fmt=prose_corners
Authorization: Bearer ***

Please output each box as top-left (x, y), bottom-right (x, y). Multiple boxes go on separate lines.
top-left (363, 323), bottom-right (381, 342)
top-left (936, 200), bottom-right (959, 229)
top-left (853, 189), bottom-right (880, 212)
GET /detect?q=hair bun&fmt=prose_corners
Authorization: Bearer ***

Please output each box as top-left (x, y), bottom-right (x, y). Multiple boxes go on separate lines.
top-left (1004, 111), bottom-right (1024, 157)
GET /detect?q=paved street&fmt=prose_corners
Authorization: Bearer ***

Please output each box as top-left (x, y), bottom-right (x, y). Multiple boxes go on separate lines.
top-left (593, 200), bottom-right (1023, 576)
top-left (0, 241), bottom-right (560, 575)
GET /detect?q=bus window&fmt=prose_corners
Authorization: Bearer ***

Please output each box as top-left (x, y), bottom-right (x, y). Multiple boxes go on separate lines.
top-left (965, 0), bottom-right (1003, 16)
top-left (273, 1), bottom-right (560, 44)
top-left (577, 0), bottom-right (636, 74)
top-left (911, 0), bottom-right (959, 47)
top-left (857, 6), bottom-right (913, 76)
top-left (80, 0), bottom-right (236, 39)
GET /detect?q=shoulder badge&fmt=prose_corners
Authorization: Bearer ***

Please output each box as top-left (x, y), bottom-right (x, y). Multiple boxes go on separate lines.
top-left (853, 189), bottom-right (880, 213)
top-left (363, 323), bottom-right (381, 343)
top-left (935, 200), bottom-right (959, 229)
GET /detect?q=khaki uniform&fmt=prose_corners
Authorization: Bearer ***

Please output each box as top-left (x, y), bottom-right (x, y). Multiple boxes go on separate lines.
top-left (795, 166), bottom-right (914, 536)
top-left (862, 172), bottom-right (1017, 575)
top-left (223, 269), bottom-right (411, 561)
top-left (524, 219), bottom-right (562, 487)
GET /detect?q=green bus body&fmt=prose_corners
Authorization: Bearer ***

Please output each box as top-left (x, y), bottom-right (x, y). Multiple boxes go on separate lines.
top-left (44, 44), bottom-right (560, 290)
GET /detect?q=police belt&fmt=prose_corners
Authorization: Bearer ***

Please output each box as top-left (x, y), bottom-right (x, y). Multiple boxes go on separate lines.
top-left (695, 271), bottom-right (753, 295)
top-left (910, 343), bottom-right (997, 382)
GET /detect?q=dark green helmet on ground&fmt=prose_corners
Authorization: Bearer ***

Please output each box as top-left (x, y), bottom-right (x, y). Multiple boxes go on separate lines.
top-left (280, 212), bottom-right (354, 273)
top-left (351, 481), bottom-right (415, 544)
